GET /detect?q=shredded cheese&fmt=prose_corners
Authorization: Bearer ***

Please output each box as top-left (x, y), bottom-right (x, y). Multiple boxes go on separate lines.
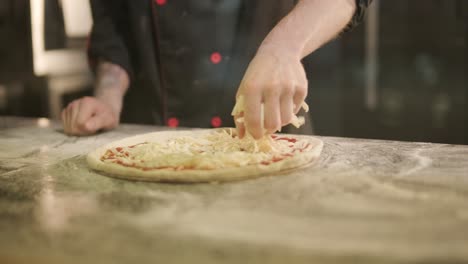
top-left (101, 129), bottom-right (312, 171)
top-left (231, 95), bottom-right (309, 133)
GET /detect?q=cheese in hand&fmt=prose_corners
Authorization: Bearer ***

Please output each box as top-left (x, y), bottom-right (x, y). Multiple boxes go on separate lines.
top-left (231, 95), bottom-right (309, 133)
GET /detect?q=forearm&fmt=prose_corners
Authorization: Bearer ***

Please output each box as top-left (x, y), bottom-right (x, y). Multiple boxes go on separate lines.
top-left (94, 60), bottom-right (130, 114)
top-left (259, 0), bottom-right (356, 59)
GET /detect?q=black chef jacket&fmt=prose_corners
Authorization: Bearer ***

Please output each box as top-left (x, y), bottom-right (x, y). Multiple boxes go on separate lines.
top-left (88, 0), bottom-right (372, 128)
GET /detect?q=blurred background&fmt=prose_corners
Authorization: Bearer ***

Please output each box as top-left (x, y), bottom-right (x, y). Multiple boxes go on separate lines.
top-left (0, 0), bottom-right (466, 144)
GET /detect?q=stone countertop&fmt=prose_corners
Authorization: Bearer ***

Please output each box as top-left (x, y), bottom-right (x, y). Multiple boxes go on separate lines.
top-left (0, 116), bottom-right (467, 264)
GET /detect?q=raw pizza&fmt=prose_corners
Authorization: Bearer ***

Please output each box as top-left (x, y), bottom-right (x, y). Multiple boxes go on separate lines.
top-left (87, 128), bottom-right (323, 183)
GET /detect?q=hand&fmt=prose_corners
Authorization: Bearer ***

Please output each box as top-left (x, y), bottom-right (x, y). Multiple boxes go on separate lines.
top-left (235, 45), bottom-right (308, 139)
top-left (61, 96), bottom-right (120, 136)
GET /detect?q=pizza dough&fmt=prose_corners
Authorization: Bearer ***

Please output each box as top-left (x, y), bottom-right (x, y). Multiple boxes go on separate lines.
top-left (87, 128), bottom-right (323, 183)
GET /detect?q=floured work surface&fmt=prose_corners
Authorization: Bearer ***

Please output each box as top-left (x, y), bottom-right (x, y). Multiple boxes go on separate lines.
top-left (1, 118), bottom-right (468, 264)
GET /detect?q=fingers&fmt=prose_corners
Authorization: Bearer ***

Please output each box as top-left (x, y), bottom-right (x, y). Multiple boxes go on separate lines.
top-left (243, 89), bottom-right (263, 139)
top-left (242, 82), bottom-right (306, 137)
top-left (234, 112), bottom-right (246, 139)
top-left (62, 100), bottom-right (78, 134)
top-left (69, 100), bottom-right (81, 133)
top-left (61, 97), bottom-right (119, 136)
top-left (293, 82), bottom-right (307, 114)
top-left (263, 89), bottom-right (281, 134)
top-left (86, 110), bottom-right (116, 132)
top-left (75, 97), bottom-right (98, 131)
top-left (279, 84), bottom-right (294, 126)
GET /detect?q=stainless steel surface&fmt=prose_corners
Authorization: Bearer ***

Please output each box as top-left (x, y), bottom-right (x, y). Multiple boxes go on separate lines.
top-left (1, 116), bottom-right (468, 263)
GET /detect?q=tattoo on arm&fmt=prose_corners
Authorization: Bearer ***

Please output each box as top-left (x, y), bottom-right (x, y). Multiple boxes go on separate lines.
top-left (94, 61), bottom-right (130, 98)
top-left (92, 61), bottom-right (130, 115)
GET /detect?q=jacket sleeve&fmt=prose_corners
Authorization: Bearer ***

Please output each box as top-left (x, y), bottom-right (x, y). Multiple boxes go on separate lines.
top-left (87, 0), bottom-right (133, 78)
top-left (342, 0), bottom-right (373, 33)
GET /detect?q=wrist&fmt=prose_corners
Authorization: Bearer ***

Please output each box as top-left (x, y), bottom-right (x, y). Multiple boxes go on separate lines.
top-left (256, 42), bottom-right (303, 62)
top-left (95, 88), bottom-right (124, 117)
top-left (93, 61), bottom-right (129, 117)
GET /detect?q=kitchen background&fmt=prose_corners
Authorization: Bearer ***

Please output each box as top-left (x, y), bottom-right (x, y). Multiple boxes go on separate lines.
top-left (0, 0), bottom-right (467, 144)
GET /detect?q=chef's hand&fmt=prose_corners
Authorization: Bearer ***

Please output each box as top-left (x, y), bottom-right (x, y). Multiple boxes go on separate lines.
top-left (233, 0), bottom-right (356, 139)
top-left (61, 61), bottom-right (129, 136)
top-left (235, 44), bottom-right (307, 139)
top-left (61, 96), bottom-right (120, 136)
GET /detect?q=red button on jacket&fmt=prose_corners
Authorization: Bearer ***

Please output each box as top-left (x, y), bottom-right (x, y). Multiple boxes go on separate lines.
top-left (211, 116), bottom-right (222, 127)
top-left (210, 52), bottom-right (222, 64)
top-left (167, 117), bottom-right (179, 127)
